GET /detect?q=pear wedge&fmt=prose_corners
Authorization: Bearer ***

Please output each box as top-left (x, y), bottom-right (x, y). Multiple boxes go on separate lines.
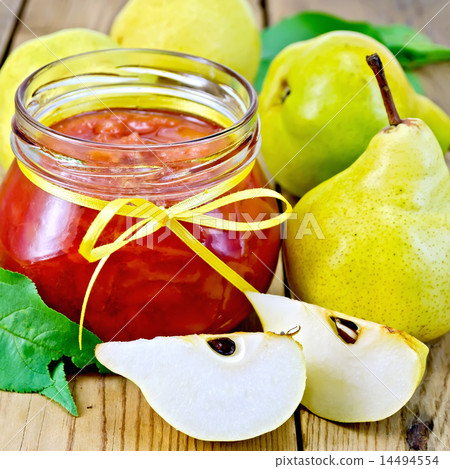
top-left (96, 332), bottom-right (306, 441)
top-left (247, 292), bottom-right (428, 423)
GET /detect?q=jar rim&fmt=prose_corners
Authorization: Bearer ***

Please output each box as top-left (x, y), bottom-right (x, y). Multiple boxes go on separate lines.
top-left (14, 48), bottom-right (259, 152)
top-left (12, 48), bottom-right (261, 201)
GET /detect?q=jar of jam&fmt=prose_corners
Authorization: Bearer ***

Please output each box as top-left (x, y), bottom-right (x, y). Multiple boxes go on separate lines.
top-left (0, 49), bottom-right (281, 341)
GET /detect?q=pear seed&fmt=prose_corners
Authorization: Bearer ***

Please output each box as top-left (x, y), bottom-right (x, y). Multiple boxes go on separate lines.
top-left (280, 325), bottom-right (301, 337)
top-left (207, 337), bottom-right (236, 356)
top-left (331, 317), bottom-right (359, 344)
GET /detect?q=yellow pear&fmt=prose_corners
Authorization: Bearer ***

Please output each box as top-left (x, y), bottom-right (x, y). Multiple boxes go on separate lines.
top-left (0, 28), bottom-right (118, 169)
top-left (259, 31), bottom-right (450, 196)
top-left (285, 54), bottom-right (450, 342)
top-left (110, 0), bottom-right (261, 83)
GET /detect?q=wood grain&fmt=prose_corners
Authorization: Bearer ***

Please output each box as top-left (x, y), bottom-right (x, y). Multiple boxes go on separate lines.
top-left (0, 0), bottom-right (23, 179)
top-left (0, 372), bottom-right (298, 450)
top-left (0, 0), bottom-right (23, 60)
top-left (9, 0), bottom-right (126, 48)
top-left (403, 334), bottom-right (450, 451)
top-left (266, 0), bottom-right (450, 34)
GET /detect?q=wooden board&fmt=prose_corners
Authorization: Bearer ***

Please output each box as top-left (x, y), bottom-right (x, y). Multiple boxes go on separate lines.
top-left (0, 0), bottom-right (449, 452)
top-left (9, 0), bottom-right (127, 47)
top-left (0, 374), bottom-right (298, 451)
top-left (0, 0), bottom-right (23, 179)
top-left (0, 0), bottom-right (22, 59)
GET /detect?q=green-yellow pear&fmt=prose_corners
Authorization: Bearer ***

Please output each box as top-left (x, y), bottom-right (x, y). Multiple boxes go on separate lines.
top-left (285, 54), bottom-right (450, 343)
top-left (0, 29), bottom-right (118, 169)
top-left (110, 0), bottom-right (261, 83)
top-left (260, 31), bottom-right (450, 196)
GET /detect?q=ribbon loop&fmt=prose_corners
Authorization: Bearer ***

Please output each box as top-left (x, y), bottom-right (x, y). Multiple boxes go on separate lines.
top-left (17, 160), bottom-right (292, 348)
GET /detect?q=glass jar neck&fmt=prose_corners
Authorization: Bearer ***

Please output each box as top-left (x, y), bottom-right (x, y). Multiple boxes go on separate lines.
top-left (12, 49), bottom-right (259, 205)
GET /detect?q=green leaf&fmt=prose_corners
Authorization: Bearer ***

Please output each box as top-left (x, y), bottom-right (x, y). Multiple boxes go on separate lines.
top-left (255, 11), bottom-right (450, 92)
top-left (0, 268), bottom-right (107, 415)
top-left (375, 24), bottom-right (450, 69)
top-left (40, 360), bottom-right (78, 416)
top-left (405, 71), bottom-right (424, 95)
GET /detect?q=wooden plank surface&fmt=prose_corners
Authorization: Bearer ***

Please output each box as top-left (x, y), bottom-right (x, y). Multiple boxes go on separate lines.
top-left (267, 0), bottom-right (450, 452)
top-left (0, 0), bottom-right (23, 60)
top-left (0, 371), bottom-right (298, 450)
top-left (0, 0), bottom-right (23, 179)
top-left (0, 0), bottom-right (449, 452)
top-left (9, 0), bottom-right (127, 47)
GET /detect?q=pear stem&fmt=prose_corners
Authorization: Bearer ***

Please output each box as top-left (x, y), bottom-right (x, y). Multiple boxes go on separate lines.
top-left (366, 53), bottom-right (403, 126)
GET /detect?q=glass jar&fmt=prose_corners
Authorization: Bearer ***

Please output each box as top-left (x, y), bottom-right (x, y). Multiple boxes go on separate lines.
top-left (0, 49), bottom-right (281, 341)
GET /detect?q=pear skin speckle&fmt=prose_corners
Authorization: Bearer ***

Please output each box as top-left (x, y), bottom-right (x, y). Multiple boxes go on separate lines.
top-left (285, 120), bottom-right (450, 342)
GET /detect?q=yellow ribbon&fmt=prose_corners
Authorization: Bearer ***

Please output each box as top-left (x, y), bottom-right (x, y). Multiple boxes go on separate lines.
top-left (18, 160), bottom-right (292, 347)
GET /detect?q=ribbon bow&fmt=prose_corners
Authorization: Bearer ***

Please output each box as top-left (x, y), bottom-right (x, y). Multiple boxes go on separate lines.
top-left (18, 160), bottom-right (292, 347)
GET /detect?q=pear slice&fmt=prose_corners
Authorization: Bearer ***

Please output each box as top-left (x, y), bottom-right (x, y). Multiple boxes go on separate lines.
top-left (95, 332), bottom-right (306, 441)
top-left (246, 292), bottom-right (428, 423)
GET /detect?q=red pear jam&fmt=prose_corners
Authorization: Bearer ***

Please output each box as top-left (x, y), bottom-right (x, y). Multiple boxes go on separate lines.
top-left (0, 108), bottom-right (280, 341)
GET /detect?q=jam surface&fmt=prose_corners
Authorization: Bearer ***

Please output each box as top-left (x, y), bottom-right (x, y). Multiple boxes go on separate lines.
top-left (0, 109), bottom-right (280, 341)
top-left (51, 109), bottom-right (223, 145)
